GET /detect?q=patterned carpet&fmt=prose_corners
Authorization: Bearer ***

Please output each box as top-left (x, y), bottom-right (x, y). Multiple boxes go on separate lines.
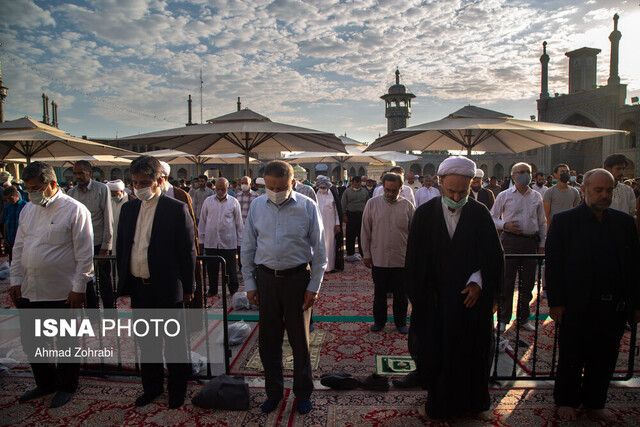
top-left (2, 375), bottom-right (640, 426)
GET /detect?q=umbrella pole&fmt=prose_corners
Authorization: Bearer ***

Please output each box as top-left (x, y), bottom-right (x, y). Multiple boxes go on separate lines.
top-left (339, 162), bottom-right (344, 183)
top-left (244, 151), bottom-right (250, 177)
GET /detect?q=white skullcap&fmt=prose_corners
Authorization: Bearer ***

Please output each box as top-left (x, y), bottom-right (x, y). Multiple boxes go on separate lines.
top-left (474, 169), bottom-right (484, 179)
top-left (107, 179), bottom-right (125, 191)
top-left (160, 161), bottom-right (170, 177)
top-left (437, 156), bottom-right (477, 178)
top-left (255, 177), bottom-right (265, 185)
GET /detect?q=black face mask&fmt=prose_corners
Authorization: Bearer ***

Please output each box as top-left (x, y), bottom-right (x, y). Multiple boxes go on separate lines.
top-left (559, 173), bottom-right (570, 183)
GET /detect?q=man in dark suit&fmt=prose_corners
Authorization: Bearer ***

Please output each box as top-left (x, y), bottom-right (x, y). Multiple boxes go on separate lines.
top-left (116, 155), bottom-right (196, 409)
top-left (469, 169), bottom-right (495, 210)
top-left (546, 168), bottom-right (640, 423)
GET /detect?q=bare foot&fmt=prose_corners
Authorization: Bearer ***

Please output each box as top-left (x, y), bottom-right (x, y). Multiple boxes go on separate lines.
top-left (557, 406), bottom-right (578, 421)
top-left (587, 408), bottom-right (615, 423)
top-left (417, 404), bottom-right (429, 418)
top-left (475, 410), bottom-right (494, 421)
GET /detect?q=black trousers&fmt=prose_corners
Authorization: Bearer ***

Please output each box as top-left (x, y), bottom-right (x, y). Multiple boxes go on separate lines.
top-left (257, 266), bottom-right (313, 401)
top-left (345, 211), bottom-right (363, 256)
top-left (500, 234), bottom-right (538, 324)
top-left (18, 299), bottom-right (80, 393)
top-left (131, 284), bottom-right (190, 399)
top-left (554, 298), bottom-right (627, 409)
top-left (86, 245), bottom-right (115, 309)
top-left (371, 266), bottom-right (407, 328)
top-left (205, 248), bottom-right (239, 295)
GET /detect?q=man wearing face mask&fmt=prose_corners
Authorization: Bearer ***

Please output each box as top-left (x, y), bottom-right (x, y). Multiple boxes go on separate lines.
top-left (10, 161), bottom-right (94, 408)
top-left (116, 156), bottom-right (195, 409)
top-left (491, 162), bottom-right (546, 333)
top-left (68, 160), bottom-right (115, 310)
top-left (235, 176), bottom-right (259, 270)
top-left (241, 160), bottom-right (327, 415)
top-left (468, 169), bottom-right (495, 210)
top-left (107, 179), bottom-right (131, 257)
top-left (199, 178), bottom-right (243, 296)
top-left (543, 163), bottom-right (581, 227)
top-left (361, 172), bottom-right (414, 333)
top-left (254, 177), bottom-right (266, 193)
top-left (1, 186), bottom-right (27, 261)
top-left (372, 167), bottom-right (416, 205)
top-left (365, 178), bottom-right (376, 197)
top-left (405, 156), bottom-right (504, 420)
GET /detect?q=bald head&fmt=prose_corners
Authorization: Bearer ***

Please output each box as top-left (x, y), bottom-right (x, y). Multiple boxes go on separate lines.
top-left (215, 177), bottom-right (229, 199)
top-left (582, 168), bottom-right (615, 215)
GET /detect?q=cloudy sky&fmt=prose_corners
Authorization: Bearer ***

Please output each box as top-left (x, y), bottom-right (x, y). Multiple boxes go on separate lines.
top-left (1, 0), bottom-right (639, 143)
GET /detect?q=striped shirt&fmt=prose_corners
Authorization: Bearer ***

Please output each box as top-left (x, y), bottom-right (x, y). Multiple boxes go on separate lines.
top-left (235, 190), bottom-right (259, 223)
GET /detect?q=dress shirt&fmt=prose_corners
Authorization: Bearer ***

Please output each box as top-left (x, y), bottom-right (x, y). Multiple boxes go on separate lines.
top-left (373, 184), bottom-right (416, 206)
top-left (361, 195), bottom-right (414, 268)
top-left (341, 186), bottom-right (368, 213)
top-left (407, 181), bottom-right (422, 192)
top-left (165, 184), bottom-right (175, 199)
top-left (610, 181), bottom-right (637, 217)
top-left (415, 186), bottom-right (441, 208)
top-left (531, 183), bottom-right (548, 197)
top-left (198, 194), bottom-right (243, 248)
top-left (67, 180), bottom-right (113, 250)
top-left (10, 190), bottom-right (94, 300)
top-left (130, 191), bottom-right (160, 279)
top-left (241, 192), bottom-right (327, 293)
top-left (491, 186), bottom-right (546, 248)
top-left (440, 197), bottom-right (482, 288)
top-left (236, 190), bottom-right (259, 223)
top-left (189, 187), bottom-right (214, 219)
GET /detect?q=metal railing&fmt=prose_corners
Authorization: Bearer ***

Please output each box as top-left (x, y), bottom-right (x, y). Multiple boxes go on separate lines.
top-left (490, 254), bottom-right (637, 382)
top-left (80, 254), bottom-right (231, 380)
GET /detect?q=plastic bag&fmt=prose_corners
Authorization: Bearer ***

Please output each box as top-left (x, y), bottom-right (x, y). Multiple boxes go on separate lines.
top-left (217, 320), bottom-right (251, 346)
top-left (232, 292), bottom-right (258, 310)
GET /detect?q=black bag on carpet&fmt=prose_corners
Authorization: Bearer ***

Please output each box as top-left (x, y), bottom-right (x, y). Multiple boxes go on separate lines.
top-left (191, 374), bottom-right (250, 410)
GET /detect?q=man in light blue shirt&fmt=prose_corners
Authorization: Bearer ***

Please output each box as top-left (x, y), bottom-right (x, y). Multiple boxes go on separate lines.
top-left (242, 160), bottom-right (327, 415)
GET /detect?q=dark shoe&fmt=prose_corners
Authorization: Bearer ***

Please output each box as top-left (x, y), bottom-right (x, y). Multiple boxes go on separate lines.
top-left (18, 387), bottom-right (56, 403)
top-left (358, 374), bottom-right (389, 391)
top-left (296, 399), bottom-right (312, 414)
top-left (206, 290), bottom-right (217, 297)
top-left (50, 391), bottom-right (73, 408)
top-left (397, 325), bottom-right (408, 334)
top-left (320, 373), bottom-right (359, 390)
top-left (260, 398), bottom-right (281, 413)
top-left (168, 394), bottom-right (185, 409)
top-left (135, 391), bottom-right (163, 407)
top-left (392, 371), bottom-right (421, 389)
top-left (370, 323), bottom-right (384, 332)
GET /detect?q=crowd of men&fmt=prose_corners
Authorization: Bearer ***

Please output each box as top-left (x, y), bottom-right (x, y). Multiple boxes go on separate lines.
top-left (3, 152), bottom-right (640, 421)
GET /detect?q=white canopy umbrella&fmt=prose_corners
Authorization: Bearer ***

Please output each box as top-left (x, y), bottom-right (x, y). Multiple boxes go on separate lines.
top-left (365, 106), bottom-right (627, 156)
top-left (0, 117), bottom-right (135, 162)
top-left (284, 135), bottom-right (419, 179)
top-left (4, 154), bottom-right (131, 168)
top-left (128, 149), bottom-right (261, 175)
top-left (117, 108), bottom-right (345, 175)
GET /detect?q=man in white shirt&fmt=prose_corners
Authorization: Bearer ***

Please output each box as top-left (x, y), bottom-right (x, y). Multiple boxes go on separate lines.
top-left (604, 154), bottom-right (637, 218)
top-left (107, 179), bottom-right (132, 256)
top-left (531, 172), bottom-right (548, 197)
top-left (406, 171), bottom-right (422, 193)
top-left (414, 174), bottom-right (441, 208)
top-left (199, 178), bottom-right (243, 296)
top-left (491, 162), bottom-right (547, 332)
top-left (372, 167), bottom-right (415, 205)
top-left (361, 173), bottom-right (414, 334)
top-left (10, 161), bottom-right (94, 408)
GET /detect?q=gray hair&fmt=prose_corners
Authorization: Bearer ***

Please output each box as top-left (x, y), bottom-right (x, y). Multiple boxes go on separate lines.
top-left (511, 162), bottom-right (532, 175)
top-left (130, 155), bottom-right (163, 180)
top-left (215, 177), bottom-right (229, 187)
top-left (583, 168), bottom-right (615, 188)
top-left (23, 161), bottom-right (57, 185)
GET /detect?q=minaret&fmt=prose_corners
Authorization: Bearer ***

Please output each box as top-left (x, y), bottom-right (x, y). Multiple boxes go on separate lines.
top-left (186, 94), bottom-right (194, 126)
top-left (540, 41), bottom-right (550, 99)
top-left (380, 69), bottom-right (415, 134)
top-left (608, 13), bottom-right (621, 86)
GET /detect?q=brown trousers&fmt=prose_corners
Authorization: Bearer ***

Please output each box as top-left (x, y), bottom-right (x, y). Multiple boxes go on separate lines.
top-left (257, 266), bottom-right (313, 401)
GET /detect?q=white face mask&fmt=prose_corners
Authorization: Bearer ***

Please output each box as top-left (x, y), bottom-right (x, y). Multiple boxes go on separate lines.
top-left (266, 188), bottom-right (290, 205)
top-left (241, 184), bottom-right (250, 192)
top-left (135, 185), bottom-right (157, 201)
top-left (319, 187), bottom-right (328, 194)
